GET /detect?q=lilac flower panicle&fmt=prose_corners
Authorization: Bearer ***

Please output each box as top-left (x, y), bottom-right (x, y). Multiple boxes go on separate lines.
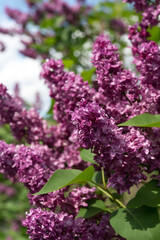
top-left (92, 34), bottom-right (140, 106)
top-left (0, 141), bottom-right (56, 193)
top-left (0, 84), bottom-right (22, 125)
top-left (136, 41), bottom-right (160, 89)
top-left (23, 208), bottom-right (123, 240)
top-left (129, 3), bottom-right (160, 56)
top-left (123, 0), bottom-right (159, 12)
top-left (2, 0), bottom-right (160, 236)
top-left (29, 186), bottom-right (96, 216)
top-left (41, 59), bottom-right (95, 128)
top-left (5, 7), bottom-right (29, 25)
top-left (72, 102), bottom-right (147, 193)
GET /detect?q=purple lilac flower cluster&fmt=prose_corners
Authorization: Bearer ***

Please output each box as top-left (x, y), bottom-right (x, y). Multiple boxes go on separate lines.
top-left (72, 102), bottom-right (147, 193)
top-left (92, 34), bottom-right (140, 103)
top-left (1, 0), bottom-right (160, 239)
top-left (5, 7), bottom-right (29, 25)
top-left (128, 2), bottom-right (160, 56)
top-left (123, 0), bottom-right (159, 12)
top-left (91, 34), bottom-right (141, 123)
top-left (135, 41), bottom-right (160, 89)
top-left (41, 59), bottom-right (95, 129)
top-left (0, 140), bottom-right (95, 214)
top-left (22, 208), bottom-right (123, 240)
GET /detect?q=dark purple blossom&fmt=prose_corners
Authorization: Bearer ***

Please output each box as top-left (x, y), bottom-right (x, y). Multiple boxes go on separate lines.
top-left (123, 0), bottom-right (157, 12)
top-left (41, 59), bottom-right (95, 127)
top-left (0, 141), bottom-right (57, 193)
top-left (92, 34), bottom-right (140, 105)
top-left (135, 41), bottom-right (160, 89)
top-left (129, 3), bottom-right (160, 56)
top-left (0, 84), bottom-right (22, 125)
top-left (29, 186), bottom-right (96, 216)
top-left (72, 102), bottom-right (146, 193)
top-left (22, 208), bottom-right (122, 240)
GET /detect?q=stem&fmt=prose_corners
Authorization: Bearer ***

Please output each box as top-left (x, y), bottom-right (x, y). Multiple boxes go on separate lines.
top-left (122, 92), bottom-right (132, 106)
top-left (101, 167), bottom-right (106, 189)
top-left (91, 181), bottom-right (126, 209)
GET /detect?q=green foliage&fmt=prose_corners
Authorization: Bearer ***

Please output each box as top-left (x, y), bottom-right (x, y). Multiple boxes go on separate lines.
top-left (127, 180), bottom-right (160, 208)
top-left (148, 26), bottom-right (160, 44)
top-left (110, 206), bottom-right (160, 240)
top-left (76, 199), bottom-right (108, 218)
top-left (0, 174), bottom-right (29, 240)
top-left (34, 165), bottom-right (94, 195)
top-left (118, 113), bottom-right (160, 128)
top-left (80, 149), bottom-right (97, 164)
top-left (62, 59), bottom-right (74, 69)
top-left (0, 125), bottom-right (16, 144)
top-left (81, 68), bottom-right (96, 84)
top-left (92, 171), bottom-right (102, 184)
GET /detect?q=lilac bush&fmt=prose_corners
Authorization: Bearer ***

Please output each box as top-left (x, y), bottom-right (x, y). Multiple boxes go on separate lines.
top-left (1, 0), bottom-right (160, 239)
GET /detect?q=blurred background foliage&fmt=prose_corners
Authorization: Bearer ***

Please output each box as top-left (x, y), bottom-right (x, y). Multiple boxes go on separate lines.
top-left (0, 0), bottom-right (160, 239)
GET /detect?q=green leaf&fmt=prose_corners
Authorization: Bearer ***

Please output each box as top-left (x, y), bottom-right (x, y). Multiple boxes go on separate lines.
top-left (118, 113), bottom-right (160, 128)
top-left (76, 199), bottom-right (107, 218)
top-left (80, 149), bottom-right (97, 164)
top-left (127, 180), bottom-right (160, 208)
top-left (110, 206), bottom-right (160, 240)
top-left (44, 37), bottom-right (56, 46)
top-left (47, 99), bottom-right (55, 116)
top-left (81, 68), bottom-right (96, 84)
top-left (34, 165), bottom-right (94, 195)
top-left (92, 171), bottom-right (102, 184)
top-left (62, 59), bottom-right (74, 69)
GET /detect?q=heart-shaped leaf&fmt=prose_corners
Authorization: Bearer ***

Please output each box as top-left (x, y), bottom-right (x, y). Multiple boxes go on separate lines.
top-left (127, 180), bottom-right (160, 208)
top-left (110, 206), bottom-right (160, 240)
